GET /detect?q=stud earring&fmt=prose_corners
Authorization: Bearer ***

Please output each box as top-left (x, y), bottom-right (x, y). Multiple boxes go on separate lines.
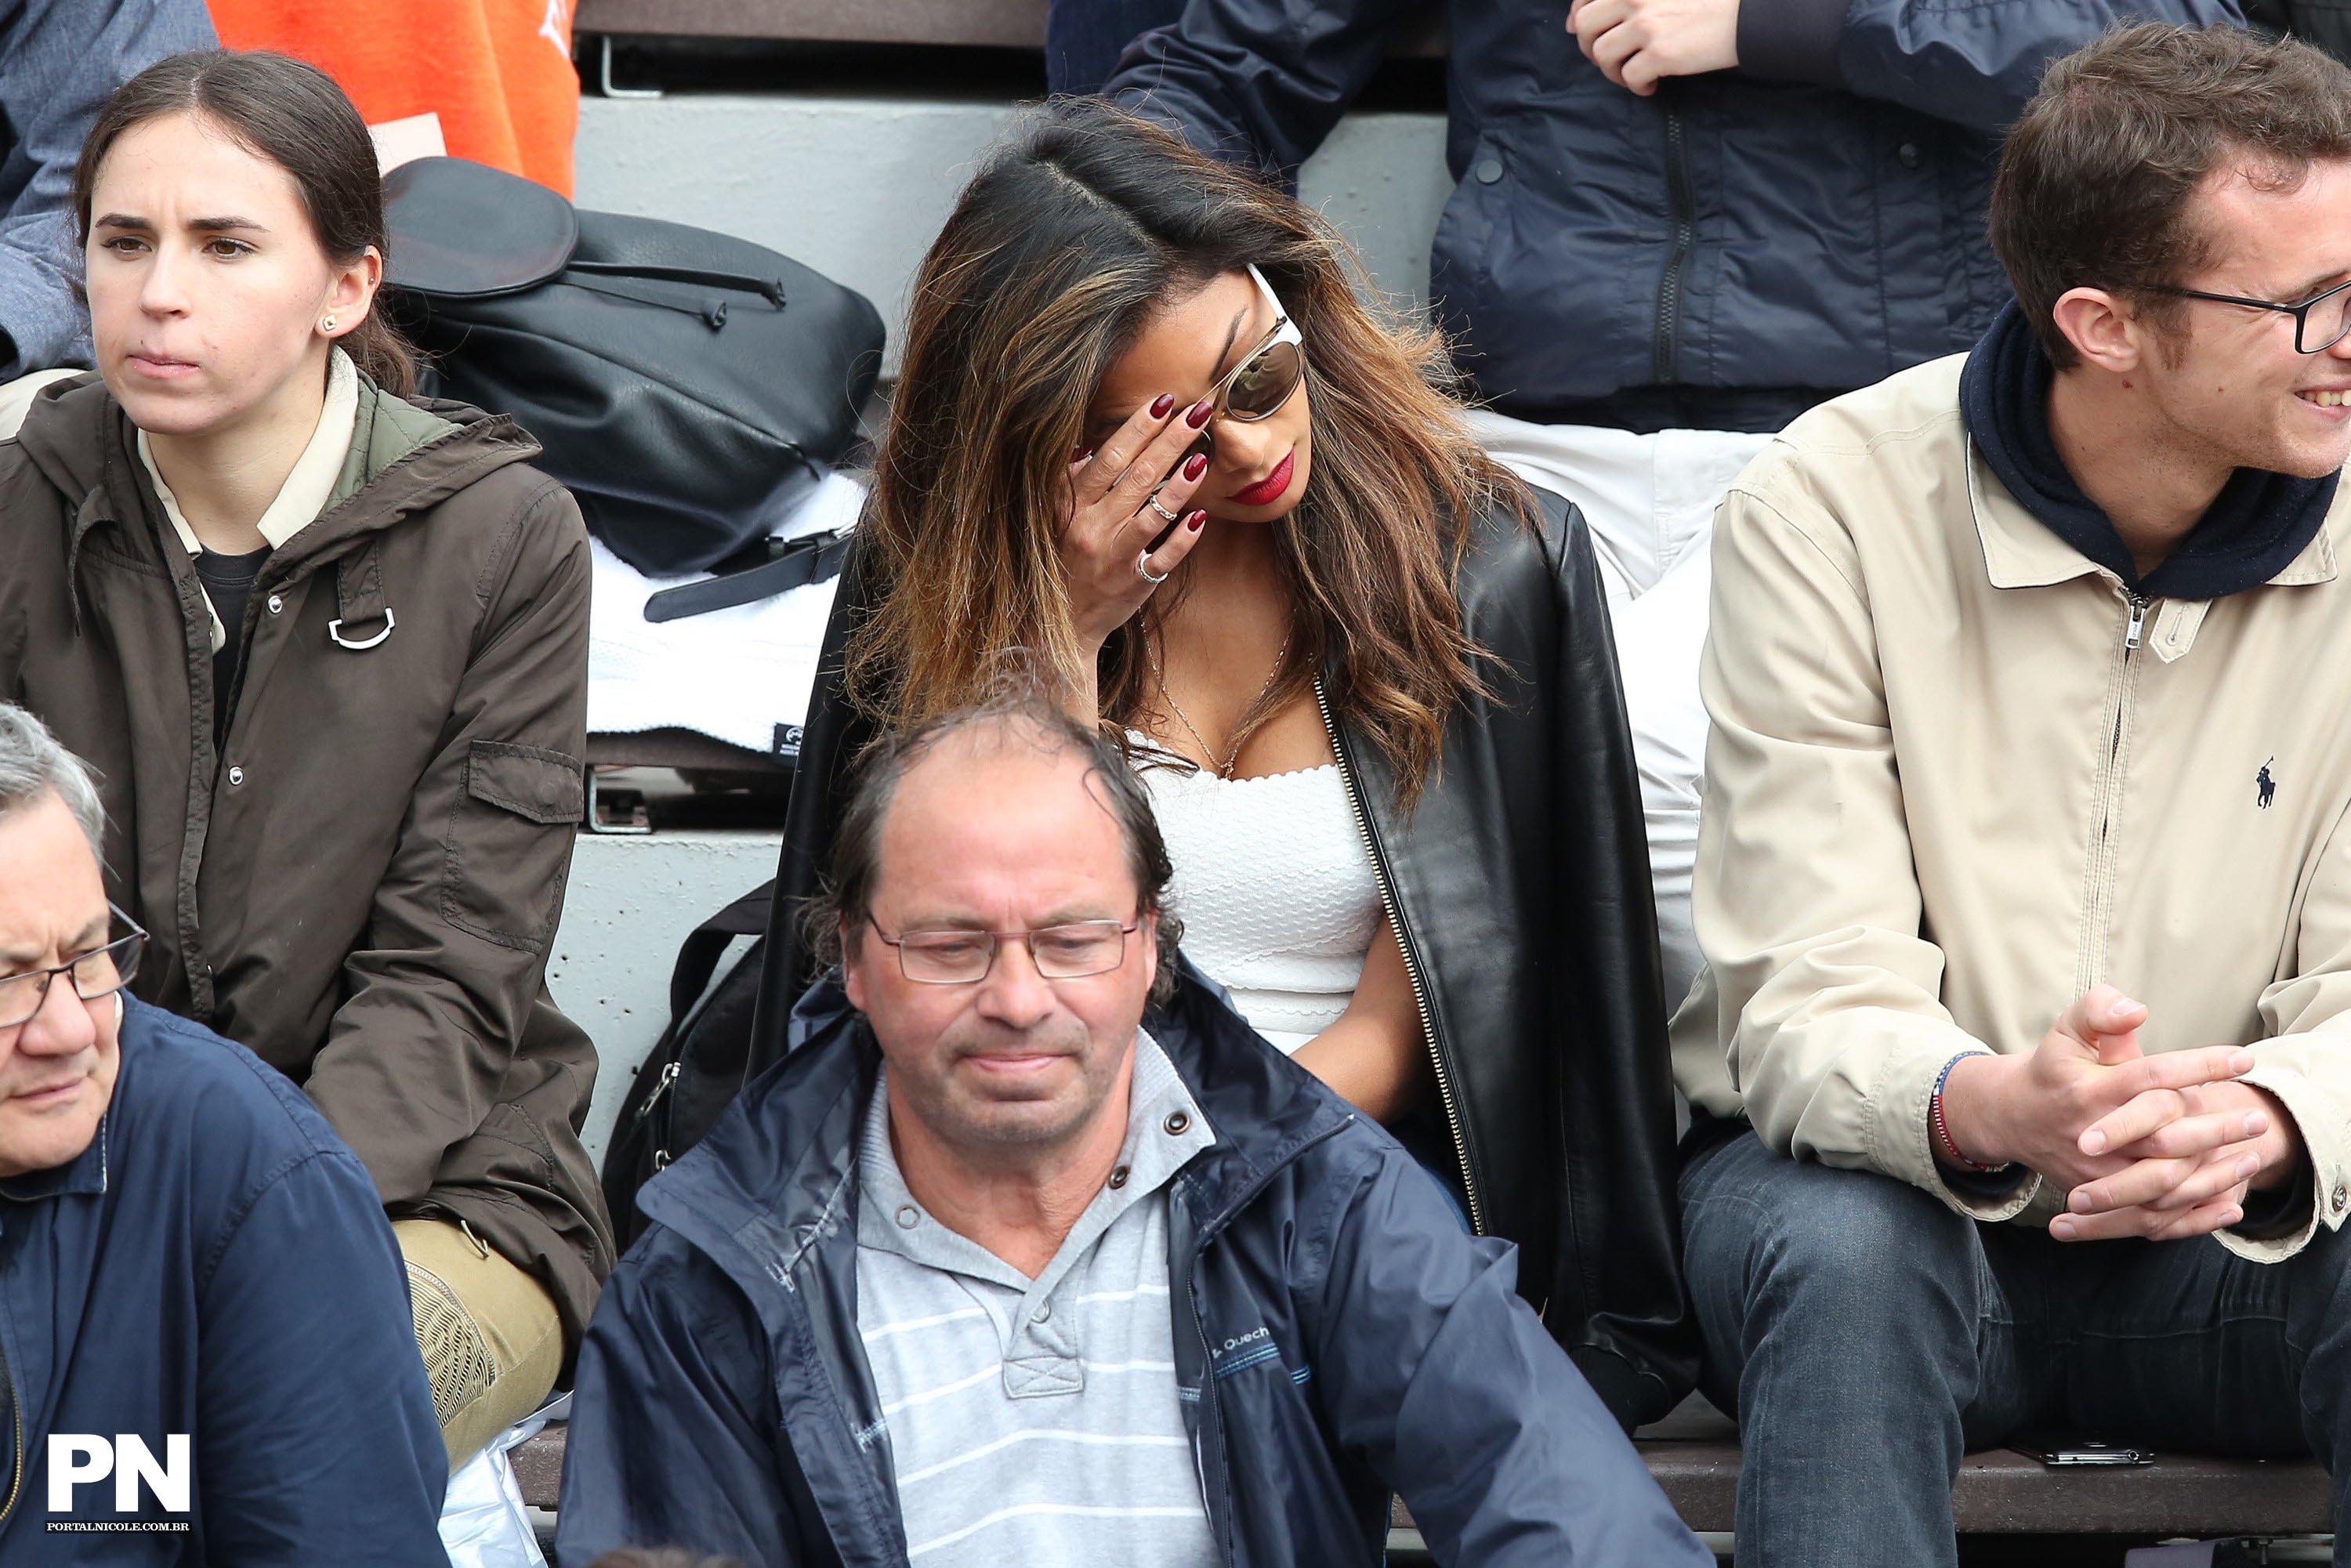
top-left (321, 315), bottom-right (338, 332)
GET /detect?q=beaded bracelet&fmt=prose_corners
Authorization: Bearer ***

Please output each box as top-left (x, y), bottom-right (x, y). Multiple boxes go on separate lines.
top-left (1930, 1054), bottom-right (2007, 1175)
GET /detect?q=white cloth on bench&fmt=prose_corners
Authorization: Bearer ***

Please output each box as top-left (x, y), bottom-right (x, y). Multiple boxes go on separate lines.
top-left (439, 1394), bottom-right (567, 1568)
top-left (587, 469), bottom-right (863, 756)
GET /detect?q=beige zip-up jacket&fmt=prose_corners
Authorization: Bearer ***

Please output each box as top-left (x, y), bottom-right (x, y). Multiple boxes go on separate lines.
top-left (1673, 353), bottom-right (2351, 1262)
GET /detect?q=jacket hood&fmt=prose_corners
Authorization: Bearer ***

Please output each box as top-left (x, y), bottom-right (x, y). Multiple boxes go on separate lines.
top-left (636, 959), bottom-right (1355, 1296)
top-left (16, 369), bottom-right (547, 577)
top-left (1959, 300), bottom-right (2338, 600)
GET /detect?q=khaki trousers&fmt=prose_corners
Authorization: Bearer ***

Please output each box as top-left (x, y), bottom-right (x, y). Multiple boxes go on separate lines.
top-left (395, 1219), bottom-right (564, 1469)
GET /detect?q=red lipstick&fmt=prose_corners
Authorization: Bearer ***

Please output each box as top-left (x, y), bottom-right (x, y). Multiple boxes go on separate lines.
top-left (1229, 449), bottom-right (1295, 509)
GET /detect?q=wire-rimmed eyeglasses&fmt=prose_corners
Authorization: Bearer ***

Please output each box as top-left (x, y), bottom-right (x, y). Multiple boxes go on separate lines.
top-left (867, 915), bottom-right (1142, 985)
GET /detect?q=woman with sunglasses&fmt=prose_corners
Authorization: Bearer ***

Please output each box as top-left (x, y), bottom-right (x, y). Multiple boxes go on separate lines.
top-left (755, 100), bottom-right (1692, 1429)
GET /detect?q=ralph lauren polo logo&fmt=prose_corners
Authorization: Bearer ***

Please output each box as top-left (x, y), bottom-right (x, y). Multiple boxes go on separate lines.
top-left (2257, 759), bottom-right (2278, 810)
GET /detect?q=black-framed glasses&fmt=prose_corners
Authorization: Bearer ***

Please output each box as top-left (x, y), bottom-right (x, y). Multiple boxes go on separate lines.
top-left (2143, 277), bottom-right (2351, 354)
top-left (0, 905), bottom-right (146, 1029)
top-left (868, 915), bottom-right (1142, 985)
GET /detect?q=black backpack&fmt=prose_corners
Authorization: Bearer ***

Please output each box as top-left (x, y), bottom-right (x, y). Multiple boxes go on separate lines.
top-left (381, 156), bottom-right (885, 577)
top-left (601, 882), bottom-right (773, 1248)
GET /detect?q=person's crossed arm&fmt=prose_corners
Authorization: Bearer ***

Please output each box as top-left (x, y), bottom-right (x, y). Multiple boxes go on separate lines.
top-left (1567, 0), bottom-right (1739, 96)
top-left (1568, 0), bottom-right (2247, 129)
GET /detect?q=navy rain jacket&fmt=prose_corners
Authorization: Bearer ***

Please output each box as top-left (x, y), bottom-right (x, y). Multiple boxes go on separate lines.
top-left (0, 998), bottom-right (444, 1563)
top-left (559, 965), bottom-right (1708, 1566)
top-left (1106, 0), bottom-right (2243, 433)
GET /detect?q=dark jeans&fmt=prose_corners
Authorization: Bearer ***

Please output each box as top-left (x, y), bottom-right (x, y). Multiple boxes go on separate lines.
top-left (1682, 1130), bottom-right (2351, 1566)
top-left (1044, 0), bottom-right (1186, 96)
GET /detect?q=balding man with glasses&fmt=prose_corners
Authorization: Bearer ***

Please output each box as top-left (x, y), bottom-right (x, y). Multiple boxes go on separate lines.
top-left (0, 703), bottom-right (443, 1563)
top-left (558, 685), bottom-right (1706, 1568)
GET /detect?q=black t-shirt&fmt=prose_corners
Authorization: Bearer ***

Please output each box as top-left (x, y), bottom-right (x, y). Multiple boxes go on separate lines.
top-left (193, 545), bottom-right (271, 742)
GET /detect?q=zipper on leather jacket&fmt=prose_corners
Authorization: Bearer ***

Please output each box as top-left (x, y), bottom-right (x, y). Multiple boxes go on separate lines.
top-left (1652, 105), bottom-right (1696, 387)
top-left (1313, 679), bottom-right (1486, 1235)
top-left (2078, 587), bottom-right (2150, 997)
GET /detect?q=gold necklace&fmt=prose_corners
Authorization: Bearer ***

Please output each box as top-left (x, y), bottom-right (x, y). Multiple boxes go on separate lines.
top-left (1150, 630), bottom-right (1291, 779)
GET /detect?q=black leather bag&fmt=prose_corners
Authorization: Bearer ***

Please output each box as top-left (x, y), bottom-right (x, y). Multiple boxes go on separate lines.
top-left (601, 881), bottom-right (773, 1248)
top-left (381, 157), bottom-right (884, 575)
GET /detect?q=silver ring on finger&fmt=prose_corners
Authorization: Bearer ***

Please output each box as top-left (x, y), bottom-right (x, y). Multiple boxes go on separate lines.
top-left (1136, 550), bottom-right (1171, 587)
top-left (1145, 493), bottom-right (1182, 526)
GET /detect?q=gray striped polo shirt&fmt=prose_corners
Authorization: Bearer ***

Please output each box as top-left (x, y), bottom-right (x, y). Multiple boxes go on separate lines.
top-left (854, 1032), bottom-right (1219, 1566)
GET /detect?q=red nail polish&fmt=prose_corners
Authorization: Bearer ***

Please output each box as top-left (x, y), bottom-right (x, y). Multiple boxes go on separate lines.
top-left (1182, 452), bottom-right (1208, 481)
top-left (1149, 393), bottom-right (1176, 420)
top-left (1184, 510), bottom-right (1205, 531)
top-left (1184, 398), bottom-right (1214, 429)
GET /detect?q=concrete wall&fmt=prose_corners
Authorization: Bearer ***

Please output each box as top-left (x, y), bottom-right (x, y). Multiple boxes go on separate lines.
top-left (575, 92), bottom-right (1452, 375)
top-left (546, 830), bottom-right (781, 1165)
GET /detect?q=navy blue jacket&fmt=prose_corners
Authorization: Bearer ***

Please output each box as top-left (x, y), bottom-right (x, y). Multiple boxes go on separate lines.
top-left (558, 967), bottom-right (1708, 1566)
top-left (1106, 0), bottom-right (2242, 433)
top-left (0, 998), bottom-right (444, 1563)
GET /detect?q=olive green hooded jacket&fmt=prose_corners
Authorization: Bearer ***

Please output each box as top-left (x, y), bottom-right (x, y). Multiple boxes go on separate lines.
top-left (0, 372), bottom-right (614, 1363)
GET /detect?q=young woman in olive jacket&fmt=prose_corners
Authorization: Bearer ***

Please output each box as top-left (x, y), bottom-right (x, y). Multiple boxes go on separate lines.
top-left (754, 102), bottom-right (1694, 1429)
top-left (0, 51), bottom-right (613, 1465)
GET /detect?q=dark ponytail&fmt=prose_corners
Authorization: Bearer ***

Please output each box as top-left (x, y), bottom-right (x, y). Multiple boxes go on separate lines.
top-left (72, 49), bottom-right (417, 398)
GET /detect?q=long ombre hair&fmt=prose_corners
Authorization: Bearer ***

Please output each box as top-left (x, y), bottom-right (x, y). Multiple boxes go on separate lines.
top-left (849, 100), bottom-right (1527, 806)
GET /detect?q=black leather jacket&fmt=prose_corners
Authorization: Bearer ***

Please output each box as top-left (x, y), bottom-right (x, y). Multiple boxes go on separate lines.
top-left (749, 487), bottom-right (1694, 1429)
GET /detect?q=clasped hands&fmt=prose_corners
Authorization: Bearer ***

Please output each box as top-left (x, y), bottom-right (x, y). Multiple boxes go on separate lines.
top-left (1937, 986), bottom-right (2303, 1242)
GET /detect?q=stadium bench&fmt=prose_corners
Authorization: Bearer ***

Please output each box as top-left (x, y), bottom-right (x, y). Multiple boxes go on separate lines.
top-left (505, 1396), bottom-right (2333, 1538)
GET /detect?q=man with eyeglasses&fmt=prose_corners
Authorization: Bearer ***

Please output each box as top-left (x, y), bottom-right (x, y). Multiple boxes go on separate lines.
top-left (557, 685), bottom-right (1708, 1567)
top-left (0, 704), bottom-right (444, 1562)
top-left (1670, 26), bottom-right (2351, 1566)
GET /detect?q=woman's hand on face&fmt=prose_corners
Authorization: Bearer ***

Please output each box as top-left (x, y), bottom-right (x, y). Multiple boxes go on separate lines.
top-left (1060, 393), bottom-right (1215, 650)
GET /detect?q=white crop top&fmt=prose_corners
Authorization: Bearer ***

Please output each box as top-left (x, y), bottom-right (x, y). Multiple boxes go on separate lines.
top-left (1131, 748), bottom-right (1381, 1054)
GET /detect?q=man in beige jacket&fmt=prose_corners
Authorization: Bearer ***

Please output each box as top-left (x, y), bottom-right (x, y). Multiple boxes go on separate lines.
top-left (1673, 24), bottom-right (2351, 1567)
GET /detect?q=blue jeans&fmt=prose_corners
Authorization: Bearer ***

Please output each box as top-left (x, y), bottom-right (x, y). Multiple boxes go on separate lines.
top-left (1044, 0), bottom-right (1186, 95)
top-left (1681, 1130), bottom-right (2351, 1566)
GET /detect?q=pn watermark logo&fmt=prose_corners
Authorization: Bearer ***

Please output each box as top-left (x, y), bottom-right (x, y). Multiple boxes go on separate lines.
top-left (42, 1434), bottom-right (191, 1535)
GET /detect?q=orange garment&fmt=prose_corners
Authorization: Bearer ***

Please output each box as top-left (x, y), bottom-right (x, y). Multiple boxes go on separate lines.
top-left (208, 0), bottom-right (579, 195)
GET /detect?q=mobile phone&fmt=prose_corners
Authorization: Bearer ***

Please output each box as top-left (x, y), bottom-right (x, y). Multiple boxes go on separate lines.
top-left (2010, 1436), bottom-right (2157, 1467)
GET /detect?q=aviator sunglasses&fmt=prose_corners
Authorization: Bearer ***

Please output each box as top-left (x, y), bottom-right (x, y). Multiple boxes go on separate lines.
top-left (1208, 264), bottom-right (1306, 422)
top-left (1179, 264), bottom-right (1306, 465)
